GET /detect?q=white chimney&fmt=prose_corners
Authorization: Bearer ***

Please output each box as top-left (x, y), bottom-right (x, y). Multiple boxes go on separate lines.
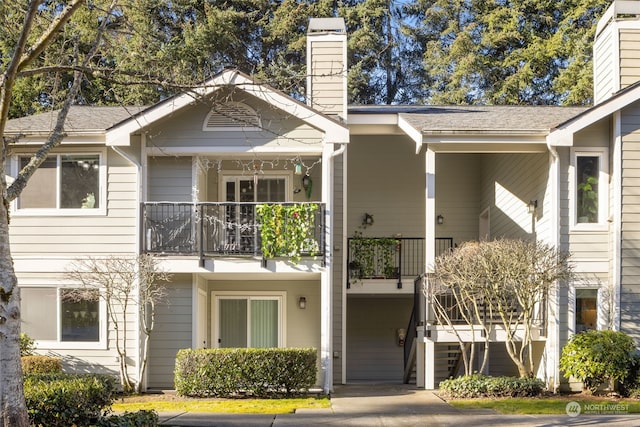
top-left (593, 1), bottom-right (640, 104)
top-left (306, 18), bottom-right (348, 121)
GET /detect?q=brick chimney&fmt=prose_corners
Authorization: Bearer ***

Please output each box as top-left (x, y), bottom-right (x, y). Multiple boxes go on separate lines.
top-left (306, 18), bottom-right (348, 121)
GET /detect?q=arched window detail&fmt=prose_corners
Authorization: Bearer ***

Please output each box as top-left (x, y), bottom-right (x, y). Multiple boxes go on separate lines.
top-left (203, 102), bottom-right (261, 131)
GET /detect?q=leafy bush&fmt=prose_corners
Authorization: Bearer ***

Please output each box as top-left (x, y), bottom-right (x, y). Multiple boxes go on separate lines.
top-left (24, 373), bottom-right (116, 427)
top-left (439, 374), bottom-right (545, 398)
top-left (96, 410), bottom-right (159, 427)
top-left (20, 333), bottom-right (35, 356)
top-left (560, 329), bottom-right (635, 393)
top-left (620, 353), bottom-right (640, 397)
top-left (21, 355), bottom-right (62, 374)
top-left (175, 347), bottom-right (317, 397)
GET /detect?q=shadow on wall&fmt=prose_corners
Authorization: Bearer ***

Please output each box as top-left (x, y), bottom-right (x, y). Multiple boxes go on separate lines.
top-left (48, 352), bottom-right (121, 377)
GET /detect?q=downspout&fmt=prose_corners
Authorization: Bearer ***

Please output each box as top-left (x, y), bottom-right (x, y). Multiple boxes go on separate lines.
top-left (110, 145), bottom-right (144, 390)
top-left (330, 143), bottom-right (347, 387)
top-left (321, 142), bottom-right (346, 394)
top-left (546, 139), bottom-right (561, 393)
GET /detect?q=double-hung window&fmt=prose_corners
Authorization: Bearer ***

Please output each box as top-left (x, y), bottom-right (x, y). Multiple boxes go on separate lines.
top-left (14, 153), bottom-right (104, 214)
top-left (20, 287), bottom-right (106, 349)
top-left (571, 148), bottom-right (608, 228)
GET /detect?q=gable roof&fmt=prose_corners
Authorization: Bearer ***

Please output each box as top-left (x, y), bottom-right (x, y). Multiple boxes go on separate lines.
top-left (106, 68), bottom-right (349, 146)
top-left (5, 106), bottom-right (148, 136)
top-left (350, 105), bottom-right (589, 153)
top-left (548, 80), bottom-right (640, 146)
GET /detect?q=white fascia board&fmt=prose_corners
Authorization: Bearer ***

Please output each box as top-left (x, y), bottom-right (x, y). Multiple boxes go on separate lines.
top-left (397, 115), bottom-right (424, 154)
top-left (106, 69), bottom-right (349, 146)
top-left (146, 145), bottom-right (324, 156)
top-left (347, 114), bottom-right (398, 125)
top-left (548, 84), bottom-right (640, 146)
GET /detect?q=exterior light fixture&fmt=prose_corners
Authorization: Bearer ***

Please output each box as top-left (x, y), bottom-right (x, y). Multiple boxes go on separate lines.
top-left (298, 296), bottom-right (307, 309)
top-left (528, 200), bottom-right (538, 214)
top-left (437, 214), bottom-right (444, 225)
top-left (294, 162), bottom-right (303, 175)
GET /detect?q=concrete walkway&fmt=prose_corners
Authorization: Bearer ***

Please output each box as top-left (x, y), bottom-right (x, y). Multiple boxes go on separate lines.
top-left (158, 383), bottom-right (640, 427)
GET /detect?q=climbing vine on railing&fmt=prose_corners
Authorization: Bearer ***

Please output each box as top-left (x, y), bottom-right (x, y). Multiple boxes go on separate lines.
top-left (349, 232), bottom-right (400, 280)
top-left (256, 203), bottom-right (320, 262)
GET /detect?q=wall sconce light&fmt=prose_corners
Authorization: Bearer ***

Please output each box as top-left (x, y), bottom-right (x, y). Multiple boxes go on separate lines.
top-left (298, 296), bottom-right (307, 310)
top-left (294, 162), bottom-right (303, 175)
top-left (362, 213), bottom-right (374, 228)
top-left (527, 200), bottom-right (538, 214)
top-left (437, 214), bottom-right (444, 225)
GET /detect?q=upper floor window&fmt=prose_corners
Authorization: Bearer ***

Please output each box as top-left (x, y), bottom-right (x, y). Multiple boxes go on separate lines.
top-left (571, 149), bottom-right (608, 229)
top-left (15, 153), bottom-right (104, 214)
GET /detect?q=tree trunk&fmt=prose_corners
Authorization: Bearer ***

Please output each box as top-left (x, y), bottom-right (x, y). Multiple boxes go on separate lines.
top-left (0, 198), bottom-right (29, 427)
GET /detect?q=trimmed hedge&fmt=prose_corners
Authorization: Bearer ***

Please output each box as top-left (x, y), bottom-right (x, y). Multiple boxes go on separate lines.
top-left (175, 347), bottom-right (317, 397)
top-left (24, 373), bottom-right (117, 427)
top-left (21, 355), bottom-right (63, 374)
top-left (96, 410), bottom-right (159, 427)
top-left (439, 374), bottom-right (545, 398)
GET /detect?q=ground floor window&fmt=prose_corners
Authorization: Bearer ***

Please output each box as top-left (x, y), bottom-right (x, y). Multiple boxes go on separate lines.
top-left (575, 288), bottom-right (598, 333)
top-left (20, 286), bottom-right (105, 348)
top-left (213, 293), bottom-right (284, 348)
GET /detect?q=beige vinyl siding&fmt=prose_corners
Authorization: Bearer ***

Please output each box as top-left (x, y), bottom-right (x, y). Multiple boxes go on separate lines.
top-left (145, 97), bottom-right (323, 151)
top-left (619, 102), bottom-right (640, 336)
top-left (346, 296), bottom-right (412, 382)
top-left (436, 154), bottom-right (481, 244)
top-left (594, 23), bottom-right (616, 104)
top-left (148, 156), bottom-right (192, 202)
top-left (620, 29), bottom-right (640, 89)
top-left (208, 279), bottom-right (321, 349)
top-left (308, 40), bottom-right (346, 117)
top-left (19, 272), bottom-right (138, 382)
top-left (10, 150), bottom-right (137, 256)
top-left (332, 152), bottom-right (344, 383)
top-left (147, 275), bottom-right (193, 389)
top-left (478, 153), bottom-right (548, 241)
top-left (347, 135), bottom-right (425, 239)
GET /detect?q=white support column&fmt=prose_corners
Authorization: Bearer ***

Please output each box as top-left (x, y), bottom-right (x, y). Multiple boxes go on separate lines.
top-left (425, 339), bottom-right (435, 390)
top-left (416, 327), bottom-right (425, 388)
top-left (424, 147), bottom-right (436, 389)
top-left (320, 143), bottom-right (334, 393)
top-left (426, 147), bottom-right (436, 269)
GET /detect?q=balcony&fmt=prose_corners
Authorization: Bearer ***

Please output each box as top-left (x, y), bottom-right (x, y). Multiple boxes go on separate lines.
top-left (142, 202), bottom-right (326, 261)
top-left (347, 237), bottom-right (453, 288)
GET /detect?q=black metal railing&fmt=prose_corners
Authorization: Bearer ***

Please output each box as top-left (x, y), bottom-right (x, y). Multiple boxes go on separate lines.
top-left (142, 202), bottom-right (325, 260)
top-left (347, 237), bottom-right (453, 288)
top-left (426, 287), bottom-right (547, 330)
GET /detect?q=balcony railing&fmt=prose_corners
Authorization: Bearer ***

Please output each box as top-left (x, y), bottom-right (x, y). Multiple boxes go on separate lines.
top-left (142, 202), bottom-right (325, 260)
top-left (347, 237), bottom-right (453, 288)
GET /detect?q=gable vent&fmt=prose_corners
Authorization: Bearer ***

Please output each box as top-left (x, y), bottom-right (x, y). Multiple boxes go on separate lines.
top-left (203, 102), bottom-right (261, 131)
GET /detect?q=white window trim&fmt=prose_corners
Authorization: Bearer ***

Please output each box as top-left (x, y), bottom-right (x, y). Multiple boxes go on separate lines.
top-left (211, 291), bottom-right (286, 349)
top-left (219, 171), bottom-right (293, 202)
top-left (568, 285), bottom-right (604, 336)
top-left (22, 285), bottom-right (108, 350)
top-left (11, 150), bottom-right (107, 216)
top-left (569, 147), bottom-right (609, 231)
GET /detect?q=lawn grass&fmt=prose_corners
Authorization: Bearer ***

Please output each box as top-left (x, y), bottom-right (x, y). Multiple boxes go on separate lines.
top-left (111, 397), bottom-right (330, 414)
top-left (449, 397), bottom-right (640, 415)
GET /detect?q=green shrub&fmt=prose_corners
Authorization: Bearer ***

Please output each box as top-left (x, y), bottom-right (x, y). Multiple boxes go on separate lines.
top-left (96, 410), bottom-right (159, 427)
top-left (20, 333), bottom-right (35, 356)
top-left (21, 355), bottom-right (62, 374)
top-left (439, 374), bottom-right (545, 398)
top-left (560, 329), bottom-right (635, 393)
top-left (175, 347), bottom-right (317, 397)
top-left (24, 373), bottom-right (116, 427)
